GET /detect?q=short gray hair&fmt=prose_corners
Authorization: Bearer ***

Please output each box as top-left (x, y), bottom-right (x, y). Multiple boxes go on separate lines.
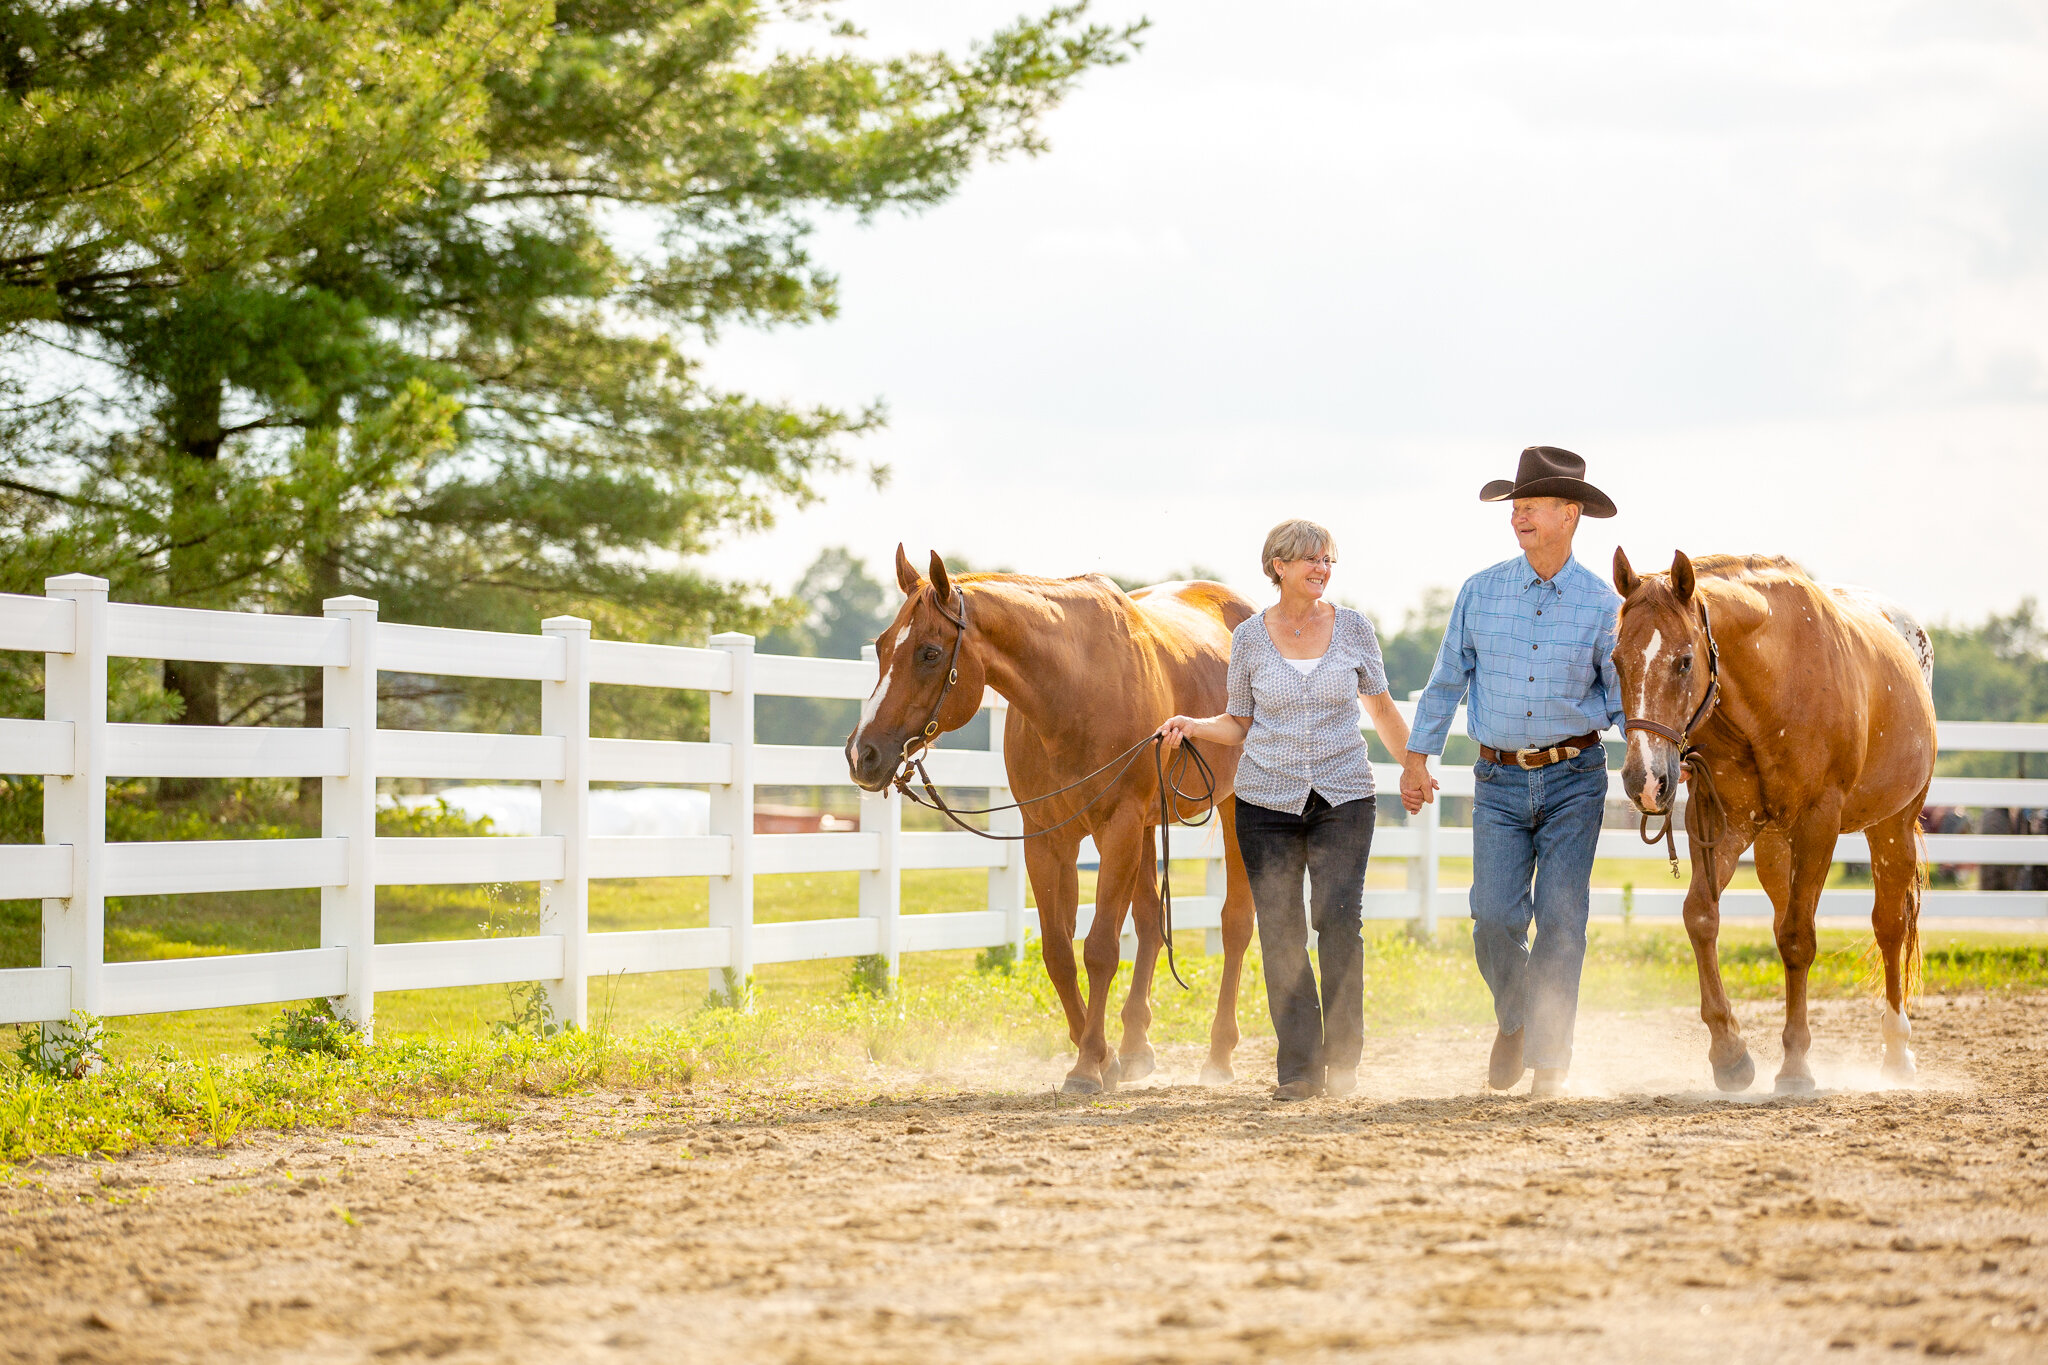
top-left (1260, 518), bottom-right (1335, 587)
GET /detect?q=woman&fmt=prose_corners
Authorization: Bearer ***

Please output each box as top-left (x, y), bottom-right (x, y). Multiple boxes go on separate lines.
top-left (1159, 518), bottom-right (1421, 1101)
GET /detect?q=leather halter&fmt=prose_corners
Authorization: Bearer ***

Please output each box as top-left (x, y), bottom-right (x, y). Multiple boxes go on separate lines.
top-left (1625, 599), bottom-right (1728, 877)
top-left (896, 583), bottom-right (970, 770)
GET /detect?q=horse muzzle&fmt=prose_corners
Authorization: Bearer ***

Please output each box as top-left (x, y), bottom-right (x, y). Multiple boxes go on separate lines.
top-left (845, 733), bottom-right (902, 793)
top-left (1621, 745), bottom-right (1682, 816)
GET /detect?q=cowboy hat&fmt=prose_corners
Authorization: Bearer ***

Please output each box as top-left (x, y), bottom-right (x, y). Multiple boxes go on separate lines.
top-left (1479, 446), bottom-right (1617, 519)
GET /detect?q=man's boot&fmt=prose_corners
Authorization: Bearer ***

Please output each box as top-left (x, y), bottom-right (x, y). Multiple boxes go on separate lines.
top-left (1489, 1027), bottom-right (1526, 1091)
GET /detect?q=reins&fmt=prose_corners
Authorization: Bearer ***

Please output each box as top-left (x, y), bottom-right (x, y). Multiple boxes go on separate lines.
top-left (885, 586), bottom-right (1217, 990)
top-left (1626, 599), bottom-right (1728, 878)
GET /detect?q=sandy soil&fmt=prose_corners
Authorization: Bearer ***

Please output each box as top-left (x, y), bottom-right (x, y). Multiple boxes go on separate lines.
top-left (5, 993), bottom-right (2048, 1364)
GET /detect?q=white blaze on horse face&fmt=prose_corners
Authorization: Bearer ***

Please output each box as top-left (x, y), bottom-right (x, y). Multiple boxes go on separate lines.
top-left (1636, 629), bottom-right (1663, 711)
top-left (1627, 629), bottom-right (1670, 795)
top-left (851, 623), bottom-right (913, 749)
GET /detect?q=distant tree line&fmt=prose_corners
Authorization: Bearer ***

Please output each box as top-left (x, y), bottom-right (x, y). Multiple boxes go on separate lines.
top-left (758, 555), bottom-right (2048, 772)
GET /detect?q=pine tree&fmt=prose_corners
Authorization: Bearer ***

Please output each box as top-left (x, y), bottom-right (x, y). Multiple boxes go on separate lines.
top-left (0, 3), bottom-right (1143, 752)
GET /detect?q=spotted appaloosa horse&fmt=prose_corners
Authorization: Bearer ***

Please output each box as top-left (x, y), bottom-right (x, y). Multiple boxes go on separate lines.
top-left (1612, 550), bottom-right (1936, 1093)
top-left (846, 548), bottom-right (1257, 1095)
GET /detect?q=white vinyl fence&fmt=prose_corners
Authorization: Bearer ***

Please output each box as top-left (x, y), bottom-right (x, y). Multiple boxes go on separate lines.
top-left (1, 576), bottom-right (2044, 1033)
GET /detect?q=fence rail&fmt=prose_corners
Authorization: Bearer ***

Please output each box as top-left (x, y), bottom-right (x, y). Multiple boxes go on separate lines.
top-left (2, 576), bottom-right (2043, 1032)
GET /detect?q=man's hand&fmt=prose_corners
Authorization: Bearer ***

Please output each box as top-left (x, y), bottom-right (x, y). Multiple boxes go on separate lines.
top-left (1400, 751), bottom-right (1440, 815)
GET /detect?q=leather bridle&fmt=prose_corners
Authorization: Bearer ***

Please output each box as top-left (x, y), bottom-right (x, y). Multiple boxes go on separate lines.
top-left (876, 584), bottom-right (1214, 990)
top-left (1625, 599), bottom-right (1728, 877)
top-left (895, 583), bottom-right (971, 772)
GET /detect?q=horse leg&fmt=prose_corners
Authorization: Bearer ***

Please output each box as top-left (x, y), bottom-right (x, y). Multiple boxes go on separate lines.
top-left (1868, 797), bottom-right (1926, 1082)
top-left (1066, 816), bottom-right (1145, 1095)
top-left (1203, 801), bottom-right (1255, 1085)
top-left (1686, 822), bottom-right (1758, 1091)
top-left (1117, 832), bottom-right (1162, 1085)
top-left (1774, 802), bottom-right (1843, 1094)
top-left (1752, 826), bottom-right (1800, 1092)
top-left (1023, 836), bottom-right (1087, 1054)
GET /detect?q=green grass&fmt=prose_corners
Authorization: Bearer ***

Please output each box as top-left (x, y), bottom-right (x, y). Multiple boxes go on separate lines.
top-left (4, 850), bottom-right (2046, 1062)
top-left (2, 919), bottom-right (2045, 1165)
top-left (3, 844), bottom-right (2047, 1165)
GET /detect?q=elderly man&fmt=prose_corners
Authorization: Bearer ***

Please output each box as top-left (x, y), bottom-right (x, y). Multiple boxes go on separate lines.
top-left (1400, 447), bottom-right (1625, 1097)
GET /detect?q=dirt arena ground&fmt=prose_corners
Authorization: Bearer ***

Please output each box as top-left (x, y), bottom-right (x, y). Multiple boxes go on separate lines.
top-left (5, 992), bottom-right (2047, 1364)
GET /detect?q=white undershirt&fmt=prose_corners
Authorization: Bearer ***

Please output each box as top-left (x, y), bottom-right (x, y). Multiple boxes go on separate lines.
top-left (1283, 655), bottom-right (1323, 675)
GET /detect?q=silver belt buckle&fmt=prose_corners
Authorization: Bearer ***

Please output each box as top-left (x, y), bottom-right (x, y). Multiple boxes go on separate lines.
top-left (1514, 745), bottom-right (1547, 769)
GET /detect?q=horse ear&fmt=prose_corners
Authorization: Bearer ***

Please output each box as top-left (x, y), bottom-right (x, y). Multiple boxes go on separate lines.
top-left (894, 543), bottom-right (922, 597)
top-left (1670, 549), bottom-right (1696, 604)
top-left (1613, 546), bottom-right (1641, 598)
top-left (928, 551), bottom-right (954, 605)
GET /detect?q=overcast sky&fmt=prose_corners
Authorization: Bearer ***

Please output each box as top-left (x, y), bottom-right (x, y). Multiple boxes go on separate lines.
top-left (696, 0), bottom-right (2048, 628)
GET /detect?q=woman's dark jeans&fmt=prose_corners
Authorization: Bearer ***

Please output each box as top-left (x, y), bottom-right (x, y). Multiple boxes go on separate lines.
top-left (1233, 792), bottom-right (1377, 1087)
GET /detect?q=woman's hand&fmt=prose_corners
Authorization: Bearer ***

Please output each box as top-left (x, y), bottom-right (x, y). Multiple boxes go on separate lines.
top-left (1157, 714), bottom-right (1249, 750)
top-left (1399, 753), bottom-right (1440, 815)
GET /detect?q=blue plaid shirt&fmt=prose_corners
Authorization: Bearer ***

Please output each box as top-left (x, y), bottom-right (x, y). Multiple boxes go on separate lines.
top-left (1408, 554), bottom-right (1626, 756)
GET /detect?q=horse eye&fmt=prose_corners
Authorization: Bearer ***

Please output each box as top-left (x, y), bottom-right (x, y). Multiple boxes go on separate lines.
top-left (917, 644), bottom-right (942, 664)
top-left (1675, 656), bottom-right (1693, 674)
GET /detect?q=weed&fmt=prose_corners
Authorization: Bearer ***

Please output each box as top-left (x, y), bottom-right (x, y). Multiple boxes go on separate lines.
top-left (973, 942), bottom-right (1018, 976)
top-left (846, 953), bottom-right (892, 997)
top-left (474, 880), bottom-right (565, 1039)
top-left (494, 983), bottom-right (562, 1040)
top-left (1621, 882), bottom-right (1635, 934)
top-left (0, 1077), bottom-right (50, 1160)
top-left (706, 968), bottom-right (754, 1011)
top-left (194, 1066), bottom-right (243, 1147)
top-left (254, 1001), bottom-right (365, 1058)
top-left (14, 1010), bottom-right (112, 1080)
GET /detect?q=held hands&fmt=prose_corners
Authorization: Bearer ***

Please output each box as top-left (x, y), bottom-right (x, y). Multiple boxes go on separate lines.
top-left (1399, 752), bottom-right (1440, 816)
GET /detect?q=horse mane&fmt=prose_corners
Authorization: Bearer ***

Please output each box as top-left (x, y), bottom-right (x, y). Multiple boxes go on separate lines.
top-left (951, 571), bottom-right (1255, 632)
top-left (954, 571), bottom-right (1117, 592)
top-left (1688, 553), bottom-right (1811, 582)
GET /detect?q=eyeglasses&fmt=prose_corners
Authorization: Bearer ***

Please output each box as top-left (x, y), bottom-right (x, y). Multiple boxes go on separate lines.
top-left (1294, 555), bottom-right (1337, 569)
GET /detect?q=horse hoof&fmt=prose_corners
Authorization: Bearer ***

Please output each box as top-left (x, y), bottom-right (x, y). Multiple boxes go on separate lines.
top-left (1060, 1074), bottom-right (1102, 1096)
top-left (1118, 1051), bottom-right (1156, 1085)
top-left (1882, 1049), bottom-right (1918, 1084)
top-left (1773, 1073), bottom-right (1817, 1095)
top-left (1713, 1050), bottom-right (1756, 1092)
top-left (1100, 1056), bottom-right (1122, 1091)
top-left (1198, 1063), bottom-right (1233, 1086)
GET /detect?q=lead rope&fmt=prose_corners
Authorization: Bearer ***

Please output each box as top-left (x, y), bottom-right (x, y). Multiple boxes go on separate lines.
top-left (1639, 747), bottom-right (1728, 878)
top-left (1153, 738), bottom-right (1217, 991)
top-left (894, 732), bottom-right (1216, 991)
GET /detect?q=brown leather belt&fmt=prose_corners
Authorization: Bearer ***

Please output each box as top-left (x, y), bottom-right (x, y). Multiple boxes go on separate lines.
top-left (1479, 733), bottom-right (1604, 770)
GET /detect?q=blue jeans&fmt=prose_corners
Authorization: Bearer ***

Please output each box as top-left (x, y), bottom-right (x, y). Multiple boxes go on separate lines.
top-left (1470, 749), bottom-right (1608, 1072)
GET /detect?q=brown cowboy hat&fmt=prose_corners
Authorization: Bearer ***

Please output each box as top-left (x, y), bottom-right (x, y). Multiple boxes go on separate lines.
top-left (1479, 446), bottom-right (1617, 518)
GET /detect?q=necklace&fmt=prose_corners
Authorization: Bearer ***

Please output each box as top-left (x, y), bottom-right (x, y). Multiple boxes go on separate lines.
top-left (1278, 604), bottom-right (1319, 638)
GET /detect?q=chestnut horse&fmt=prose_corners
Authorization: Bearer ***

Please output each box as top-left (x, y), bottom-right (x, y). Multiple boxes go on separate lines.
top-left (1612, 550), bottom-right (1936, 1093)
top-left (846, 548), bottom-right (1257, 1094)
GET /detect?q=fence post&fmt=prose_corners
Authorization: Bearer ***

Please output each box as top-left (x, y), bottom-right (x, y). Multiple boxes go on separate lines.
top-left (858, 643), bottom-right (903, 979)
top-left (1408, 777), bottom-right (1441, 940)
top-left (540, 616), bottom-right (591, 1029)
top-left (1204, 843), bottom-right (1227, 957)
top-left (984, 693), bottom-right (1026, 961)
top-left (42, 575), bottom-right (108, 1032)
top-left (322, 595), bottom-right (380, 1034)
top-left (707, 632), bottom-right (756, 1003)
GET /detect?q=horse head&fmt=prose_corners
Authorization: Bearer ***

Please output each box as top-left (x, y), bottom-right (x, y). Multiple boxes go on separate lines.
top-left (845, 545), bottom-right (992, 792)
top-left (1612, 547), bottom-right (1716, 817)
